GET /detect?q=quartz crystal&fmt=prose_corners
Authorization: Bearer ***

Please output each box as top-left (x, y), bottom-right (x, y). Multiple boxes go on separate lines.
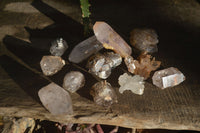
top-left (50, 38), bottom-right (68, 56)
top-left (38, 83), bottom-right (73, 115)
top-left (40, 56), bottom-right (65, 76)
top-left (130, 28), bottom-right (158, 53)
top-left (63, 71), bottom-right (85, 93)
top-left (87, 54), bottom-right (111, 79)
top-left (87, 52), bottom-right (122, 79)
top-left (118, 73), bottom-right (145, 95)
top-left (104, 52), bottom-right (122, 68)
top-left (124, 53), bottom-right (161, 80)
top-left (93, 21), bottom-right (132, 57)
top-left (90, 81), bottom-right (117, 107)
top-left (68, 35), bottom-right (103, 63)
top-left (152, 67), bottom-right (185, 89)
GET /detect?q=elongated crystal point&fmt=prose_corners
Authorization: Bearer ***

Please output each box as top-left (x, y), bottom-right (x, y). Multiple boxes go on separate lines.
top-left (38, 83), bottom-right (73, 115)
top-left (68, 36), bottom-right (103, 63)
top-left (152, 67), bottom-right (185, 89)
top-left (93, 21), bottom-right (132, 57)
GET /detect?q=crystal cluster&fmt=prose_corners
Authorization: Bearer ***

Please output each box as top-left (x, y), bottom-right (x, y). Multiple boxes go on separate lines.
top-left (63, 71), bottom-right (85, 93)
top-left (124, 54), bottom-right (161, 80)
top-left (130, 28), bottom-right (158, 53)
top-left (38, 83), bottom-right (73, 115)
top-left (93, 21), bottom-right (132, 57)
top-left (118, 73), bottom-right (145, 95)
top-left (87, 52), bottom-right (122, 79)
top-left (50, 38), bottom-right (68, 56)
top-left (90, 81), bottom-right (117, 107)
top-left (40, 56), bottom-right (65, 76)
top-left (68, 36), bottom-right (103, 63)
top-left (152, 67), bottom-right (185, 89)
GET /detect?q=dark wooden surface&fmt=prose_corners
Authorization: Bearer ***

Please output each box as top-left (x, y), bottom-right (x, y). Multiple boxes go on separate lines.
top-left (0, 0), bottom-right (200, 130)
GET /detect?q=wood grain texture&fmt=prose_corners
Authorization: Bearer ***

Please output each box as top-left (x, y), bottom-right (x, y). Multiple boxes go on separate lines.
top-left (0, 0), bottom-right (200, 131)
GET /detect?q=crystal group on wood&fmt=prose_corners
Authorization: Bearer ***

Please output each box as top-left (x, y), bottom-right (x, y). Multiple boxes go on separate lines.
top-left (40, 56), bottom-right (65, 76)
top-left (38, 83), bottom-right (73, 115)
top-left (93, 21), bottom-right (132, 57)
top-left (118, 73), bottom-right (145, 95)
top-left (152, 67), bottom-right (185, 89)
top-left (63, 71), bottom-right (85, 93)
top-left (130, 28), bottom-right (158, 53)
top-left (68, 35), bottom-right (103, 63)
top-left (90, 81), bottom-right (117, 107)
top-left (50, 38), bottom-right (68, 56)
top-left (125, 53), bottom-right (161, 80)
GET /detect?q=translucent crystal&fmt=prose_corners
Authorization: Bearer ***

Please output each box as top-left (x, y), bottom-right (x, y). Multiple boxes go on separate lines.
top-left (90, 81), bottom-right (117, 107)
top-left (118, 73), bottom-right (145, 95)
top-left (50, 38), bottom-right (68, 56)
top-left (152, 67), bottom-right (185, 89)
top-left (93, 21), bottom-right (132, 57)
top-left (68, 36), bottom-right (103, 63)
top-left (40, 56), bottom-right (65, 76)
top-left (124, 53), bottom-right (161, 80)
top-left (87, 52), bottom-right (122, 79)
top-left (104, 52), bottom-right (122, 68)
top-left (38, 83), bottom-right (73, 115)
top-left (63, 71), bottom-right (85, 93)
top-left (130, 29), bottom-right (158, 53)
top-left (87, 54), bottom-right (111, 79)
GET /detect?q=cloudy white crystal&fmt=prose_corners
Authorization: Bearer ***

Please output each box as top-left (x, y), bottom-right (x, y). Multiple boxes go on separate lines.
top-left (118, 73), bottom-right (145, 95)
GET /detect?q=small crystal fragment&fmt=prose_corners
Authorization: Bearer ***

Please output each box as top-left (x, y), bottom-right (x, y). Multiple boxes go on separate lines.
top-left (93, 21), bottom-right (132, 57)
top-left (90, 81), bottom-right (117, 107)
top-left (104, 52), bottom-right (122, 68)
top-left (69, 35), bottom-right (103, 63)
top-left (38, 83), bottom-right (73, 115)
top-left (130, 28), bottom-right (158, 53)
top-left (63, 71), bottom-right (85, 93)
top-left (50, 38), bottom-right (68, 56)
top-left (118, 73), bottom-right (145, 95)
top-left (152, 67), bottom-right (185, 89)
top-left (124, 53), bottom-right (161, 80)
top-left (40, 56), bottom-right (65, 76)
top-left (87, 52), bottom-right (122, 79)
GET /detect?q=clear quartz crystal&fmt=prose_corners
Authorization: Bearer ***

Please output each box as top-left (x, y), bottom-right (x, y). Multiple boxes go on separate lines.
top-left (68, 35), bottom-right (103, 63)
top-left (40, 56), bottom-right (65, 76)
top-left (152, 67), bottom-right (185, 89)
top-left (118, 73), bottom-right (145, 95)
top-left (90, 81), bottom-right (117, 107)
top-left (38, 83), bottom-right (73, 115)
top-left (63, 71), bottom-right (85, 93)
top-left (50, 38), bottom-right (68, 56)
top-left (87, 52), bottom-right (122, 79)
top-left (104, 52), bottom-right (122, 68)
